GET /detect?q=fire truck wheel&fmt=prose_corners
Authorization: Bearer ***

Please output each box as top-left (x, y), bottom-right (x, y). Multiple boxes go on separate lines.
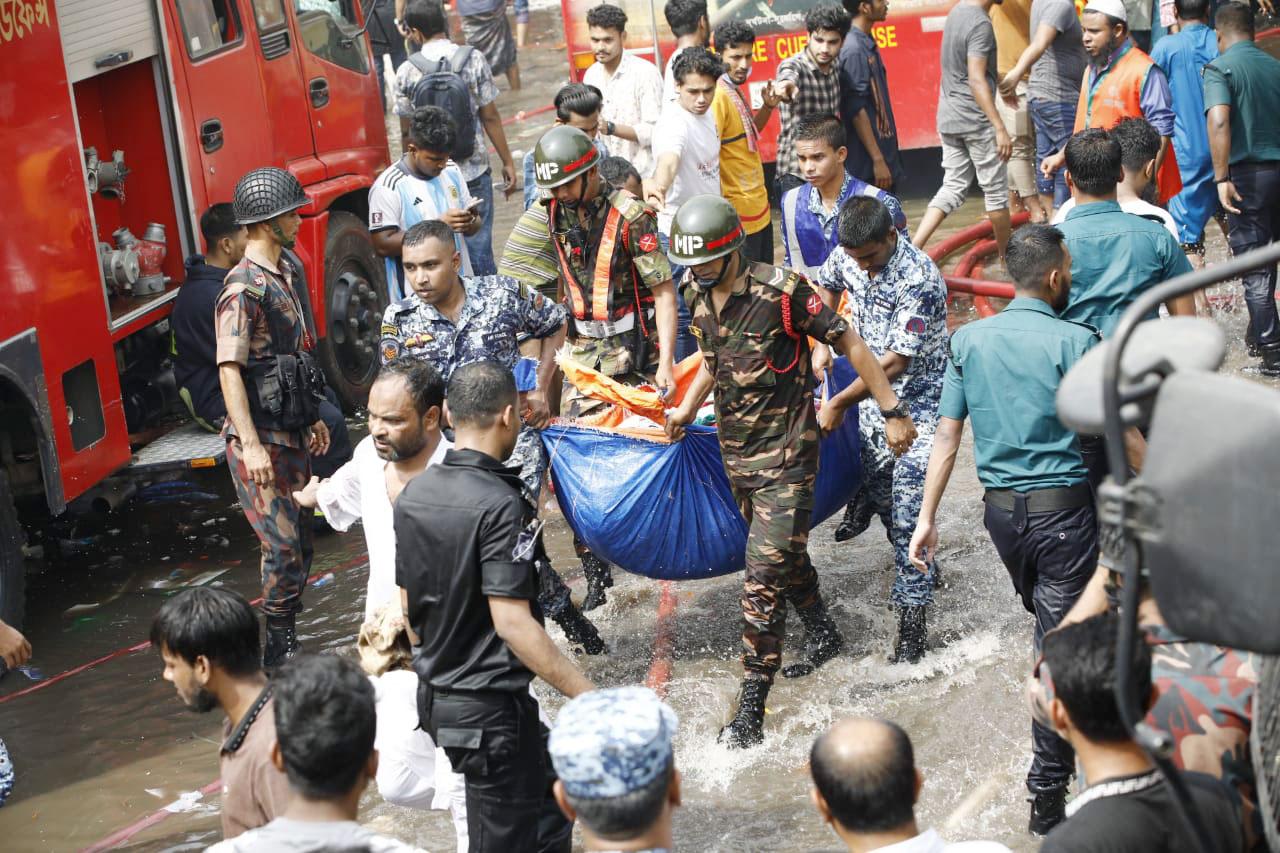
top-left (0, 471), bottom-right (25, 631)
top-left (317, 212), bottom-right (387, 413)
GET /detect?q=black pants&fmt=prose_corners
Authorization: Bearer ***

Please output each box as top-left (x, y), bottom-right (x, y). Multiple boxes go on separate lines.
top-left (775, 172), bottom-right (804, 202)
top-left (311, 386), bottom-right (354, 479)
top-left (1226, 161), bottom-right (1280, 346)
top-left (426, 689), bottom-right (571, 853)
top-left (743, 221), bottom-right (776, 265)
top-left (984, 498), bottom-right (1098, 793)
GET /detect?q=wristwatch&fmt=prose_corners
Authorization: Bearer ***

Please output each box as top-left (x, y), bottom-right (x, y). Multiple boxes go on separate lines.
top-left (605, 120), bottom-right (616, 136)
top-left (880, 402), bottom-right (909, 419)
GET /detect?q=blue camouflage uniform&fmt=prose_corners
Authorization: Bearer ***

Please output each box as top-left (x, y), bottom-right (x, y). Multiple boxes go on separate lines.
top-left (549, 686), bottom-right (677, 810)
top-left (817, 236), bottom-right (949, 607)
top-left (380, 274), bottom-right (577, 616)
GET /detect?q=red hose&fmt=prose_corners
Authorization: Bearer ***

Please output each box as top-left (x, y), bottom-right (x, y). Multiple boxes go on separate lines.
top-left (946, 276), bottom-right (1018, 299)
top-left (926, 212), bottom-right (1030, 266)
top-left (970, 259), bottom-right (998, 318)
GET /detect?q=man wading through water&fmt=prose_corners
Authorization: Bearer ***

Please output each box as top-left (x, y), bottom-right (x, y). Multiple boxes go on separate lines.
top-left (665, 195), bottom-right (916, 747)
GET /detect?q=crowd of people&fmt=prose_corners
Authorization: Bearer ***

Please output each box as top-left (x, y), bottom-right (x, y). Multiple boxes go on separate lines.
top-left (0, 0), bottom-right (1260, 848)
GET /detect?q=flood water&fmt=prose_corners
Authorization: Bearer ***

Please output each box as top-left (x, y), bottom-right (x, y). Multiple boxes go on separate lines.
top-left (1, 6), bottom-right (1275, 851)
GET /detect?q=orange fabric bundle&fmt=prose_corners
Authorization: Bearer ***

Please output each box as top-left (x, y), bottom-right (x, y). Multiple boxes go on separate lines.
top-left (557, 351), bottom-right (705, 427)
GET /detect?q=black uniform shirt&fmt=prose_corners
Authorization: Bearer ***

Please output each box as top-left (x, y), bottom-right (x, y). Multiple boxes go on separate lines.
top-left (394, 448), bottom-right (541, 693)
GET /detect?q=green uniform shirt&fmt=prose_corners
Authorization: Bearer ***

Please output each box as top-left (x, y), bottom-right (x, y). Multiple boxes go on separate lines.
top-left (939, 297), bottom-right (1100, 491)
top-left (1202, 41), bottom-right (1280, 167)
top-left (686, 263), bottom-right (849, 490)
top-left (1057, 201), bottom-right (1192, 337)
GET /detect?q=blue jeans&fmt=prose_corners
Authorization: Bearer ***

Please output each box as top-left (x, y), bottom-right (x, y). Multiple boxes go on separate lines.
top-left (658, 231), bottom-right (697, 361)
top-left (1029, 98), bottom-right (1077, 207)
top-left (1228, 161), bottom-right (1280, 346)
top-left (465, 171), bottom-right (498, 276)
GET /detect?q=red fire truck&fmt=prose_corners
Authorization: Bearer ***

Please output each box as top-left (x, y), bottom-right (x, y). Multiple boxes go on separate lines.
top-left (559, 0), bottom-right (957, 163)
top-left (0, 0), bottom-right (391, 626)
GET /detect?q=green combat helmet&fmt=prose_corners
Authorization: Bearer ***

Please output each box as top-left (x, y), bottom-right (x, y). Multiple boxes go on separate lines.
top-left (667, 194), bottom-right (745, 266)
top-left (533, 126), bottom-right (601, 190)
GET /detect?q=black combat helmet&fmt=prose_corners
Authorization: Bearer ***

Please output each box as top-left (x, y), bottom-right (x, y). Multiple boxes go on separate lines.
top-left (233, 167), bottom-right (309, 226)
top-left (533, 126), bottom-right (601, 190)
top-left (667, 195), bottom-right (745, 266)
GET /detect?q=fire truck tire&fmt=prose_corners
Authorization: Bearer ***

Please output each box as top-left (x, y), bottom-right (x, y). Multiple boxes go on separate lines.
top-left (317, 212), bottom-right (387, 413)
top-left (0, 471), bottom-right (25, 630)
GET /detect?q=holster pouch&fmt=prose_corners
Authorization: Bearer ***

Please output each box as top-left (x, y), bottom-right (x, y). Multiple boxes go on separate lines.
top-left (245, 350), bottom-right (324, 432)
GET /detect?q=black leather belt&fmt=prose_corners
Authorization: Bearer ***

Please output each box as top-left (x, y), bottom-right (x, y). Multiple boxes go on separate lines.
top-left (983, 482), bottom-right (1093, 513)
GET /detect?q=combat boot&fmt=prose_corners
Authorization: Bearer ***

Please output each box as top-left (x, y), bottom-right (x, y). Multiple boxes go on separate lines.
top-left (1260, 342), bottom-right (1280, 376)
top-left (718, 678), bottom-right (771, 749)
top-left (552, 604), bottom-right (607, 655)
top-left (580, 553), bottom-right (613, 612)
top-left (263, 614), bottom-right (300, 669)
top-left (781, 599), bottom-right (844, 678)
top-left (889, 605), bottom-right (927, 664)
top-left (1028, 786), bottom-right (1068, 836)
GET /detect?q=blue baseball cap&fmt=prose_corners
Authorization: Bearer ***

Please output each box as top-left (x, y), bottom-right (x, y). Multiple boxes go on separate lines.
top-left (549, 687), bottom-right (678, 799)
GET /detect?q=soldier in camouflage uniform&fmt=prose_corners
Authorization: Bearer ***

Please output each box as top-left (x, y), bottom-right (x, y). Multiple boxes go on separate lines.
top-left (534, 125), bottom-right (678, 610)
top-left (216, 167), bottom-right (329, 668)
top-left (664, 195), bottom-right (917, 748)
top-left (378, 219), bottom-right (605, 654)
top-left (814, 196), bottom-right (949, 667)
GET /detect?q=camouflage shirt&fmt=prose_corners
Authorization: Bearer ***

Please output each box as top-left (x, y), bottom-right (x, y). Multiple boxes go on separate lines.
top-left (379, 274), bottom-right (566, 379)
top-left (548, 186), bottom-right (671, 324)
top-left (1146, 623), bottom-right (1263, 850)
top-left (685, 263), bottom-right (849, 489)
top-left (214, 252), bottom-right (310, 449)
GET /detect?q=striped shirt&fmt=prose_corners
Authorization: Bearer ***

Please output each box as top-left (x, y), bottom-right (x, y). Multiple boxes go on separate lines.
top-left (497, 204), bottom-right (559, 300)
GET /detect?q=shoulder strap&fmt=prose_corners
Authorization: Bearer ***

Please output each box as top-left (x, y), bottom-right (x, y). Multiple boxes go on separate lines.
top-left (408, 52), bottom-right (433, 75)
top-left (449, 45), bottom-right (475, 75)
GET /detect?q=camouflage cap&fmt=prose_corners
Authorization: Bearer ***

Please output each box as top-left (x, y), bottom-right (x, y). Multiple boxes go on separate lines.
top-left (549, 686), bottom-right (678, 799)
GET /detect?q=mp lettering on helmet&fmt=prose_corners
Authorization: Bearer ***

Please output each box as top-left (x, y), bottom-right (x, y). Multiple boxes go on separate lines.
top-left (673, 234), bottom-right (704, 255)
top-left (536, 162), bottom-right (560, 182)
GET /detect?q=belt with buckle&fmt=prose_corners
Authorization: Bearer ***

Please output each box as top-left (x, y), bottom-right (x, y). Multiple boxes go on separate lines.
top-left (983, 482), bottom-right (1093, 513)
top-left (575, 311), bottom-right (638, 339)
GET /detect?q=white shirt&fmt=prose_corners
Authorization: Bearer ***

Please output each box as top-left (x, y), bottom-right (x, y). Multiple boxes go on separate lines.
top-left (869, 829), bottom-right (1013, 853)
top-left (1052, 196), bottom-right (1180, 240)
top-left (653, 104), bottom-right (721, 235)
top-left (584, 52), bottom-right (664, 179)
top-left (662, 45), bottom-right (690, 104)
top-left (316, 435), bottom-right (451, 619)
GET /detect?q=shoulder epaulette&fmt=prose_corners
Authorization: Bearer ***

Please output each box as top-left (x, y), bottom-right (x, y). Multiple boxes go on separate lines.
top-left (609, 188), bottom-right (654, 222)
top-left (387, 296), bottom-right (418, 316)
top-left (751, 262), bottom-right (802, 298)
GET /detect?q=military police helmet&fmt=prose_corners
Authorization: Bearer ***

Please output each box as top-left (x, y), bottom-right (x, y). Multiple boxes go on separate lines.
top-left (233, 167), bottom-right (309, 226)
top-left (533, 126), bottom-right (601, 190)
top-left (667, 195), bottom-right (745, 266)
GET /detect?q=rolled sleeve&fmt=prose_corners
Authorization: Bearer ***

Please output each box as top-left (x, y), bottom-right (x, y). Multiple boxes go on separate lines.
top-left (1140, 67), bottom-right (1176, 137)
top-left (315, 456), bottom-right (362, 532)
top-left (1202, 64), bottom-right (1231, 111)
top-left (884, 285), bottom-right (934, 357)
top-left (777, 57), bottom-right (801, 84)
top-left (790, 276), bottom-right (850, 344)
top-left (512, 279), bottom-right (566, 339)
top-left (816, 250), bottom-right (853, 293)
top-left (938, 360), bottom-right (968, 420)
top-left (629, 216), bottom-right (673, 287)
top-left (214, 287), bottom-right (256, 366)
top-left (478, 501), bottom-right (536, 599)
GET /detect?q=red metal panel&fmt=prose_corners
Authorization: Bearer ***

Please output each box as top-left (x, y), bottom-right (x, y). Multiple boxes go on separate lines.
top-left (0, 0), bottom-right (130, 501)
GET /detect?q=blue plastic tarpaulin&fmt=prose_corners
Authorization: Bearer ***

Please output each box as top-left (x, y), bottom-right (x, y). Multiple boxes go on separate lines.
top-left (541, 358), bottom-right (862, 580)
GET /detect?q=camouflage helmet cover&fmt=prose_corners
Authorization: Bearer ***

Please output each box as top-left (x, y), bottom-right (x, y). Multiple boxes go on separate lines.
top-left (667, 194), bottom-right (745, 265)
top-left (233, 167), bottom-right (308, 225)
top-left (532, 125), bottom-right (601, 190)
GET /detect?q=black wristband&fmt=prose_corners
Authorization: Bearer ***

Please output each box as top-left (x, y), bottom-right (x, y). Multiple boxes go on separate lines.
top-left (1215, 175), bottom-right (1232, 183)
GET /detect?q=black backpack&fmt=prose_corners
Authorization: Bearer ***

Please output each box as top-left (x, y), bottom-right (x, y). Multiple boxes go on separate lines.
top-left (408, 47), bottom-right (477, 163)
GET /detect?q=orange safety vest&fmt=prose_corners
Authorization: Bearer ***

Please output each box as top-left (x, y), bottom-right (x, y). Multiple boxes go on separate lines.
top-left (1075, 41), bottom-right (1182, 203)
top-left (549, 195), bottom-right (649, 324)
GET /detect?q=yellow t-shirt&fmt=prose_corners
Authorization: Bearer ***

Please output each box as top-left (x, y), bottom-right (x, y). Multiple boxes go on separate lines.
top-left (712, 85), bottom-right (771, 236)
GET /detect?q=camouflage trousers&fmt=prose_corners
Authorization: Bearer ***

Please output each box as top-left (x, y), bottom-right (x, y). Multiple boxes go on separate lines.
top-left (846, 412), bottom-right (939, 607)
top-left (505, 426), bottom-right (573, 618)
top-left (734, 478), bottom-right (823, 684)
top-left (226, 438), bottom-right (313, 618)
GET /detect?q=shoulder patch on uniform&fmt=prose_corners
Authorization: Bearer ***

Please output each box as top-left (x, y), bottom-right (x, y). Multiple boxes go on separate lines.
top-left (612, 190), bottom-right (654, 223)
top-left (905, 317), bottom-right (926, 334)
top-left (381, 338), bottom-right (403, 362)
top-left (806, 293), bottom-right (824, 316)
top-left (638, 232), bottom-right (658, 253)
top-left (380, 321), bottom-right (399, 337)
top-left (689, 323), bottom-right (703, 340)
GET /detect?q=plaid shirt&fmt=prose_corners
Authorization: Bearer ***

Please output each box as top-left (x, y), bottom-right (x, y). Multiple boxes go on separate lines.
top-left (775, 49), bottom-right (841, 180)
